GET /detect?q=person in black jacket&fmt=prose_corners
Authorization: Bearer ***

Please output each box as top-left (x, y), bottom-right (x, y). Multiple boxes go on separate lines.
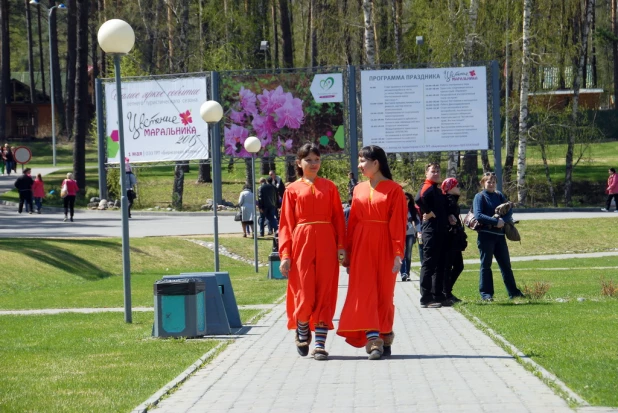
top-left (14, 168), bottom-right (34, 214)
top-left (258, 177), bottom-right (279, 236)
top-left (269, 170), bottom-right (286, 208)
top-left (415, 162), bottom-right (448, 308)
top-left (441, 178), bottom-right (466, 304)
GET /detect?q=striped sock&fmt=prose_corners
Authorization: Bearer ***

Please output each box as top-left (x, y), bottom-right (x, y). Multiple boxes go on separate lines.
top-left (314, 326), bottom-right (328, 349)
top-left (366, 330), bottom-right (380, 341)
top-left (297, 321), bottom-right (310, 341)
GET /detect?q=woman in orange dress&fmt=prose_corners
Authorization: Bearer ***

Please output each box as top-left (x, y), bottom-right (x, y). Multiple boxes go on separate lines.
top-left (337, 145), bottom-right (407, 360)
top-left (278, 143), bottom-right (346, 361)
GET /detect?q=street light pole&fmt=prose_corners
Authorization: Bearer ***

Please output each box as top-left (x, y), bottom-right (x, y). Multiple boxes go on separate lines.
top-left (98, 19), bottom-right (136, 323)
top-left (199, 97), bottom-right (224, 272)
top-left (244, 136), bottom-right (262, 273)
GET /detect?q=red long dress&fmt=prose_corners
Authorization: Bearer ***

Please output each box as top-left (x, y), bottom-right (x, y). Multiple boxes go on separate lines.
top-left (337, 180), bottom-right (407, 347)
top-left (278, 177), bottom-right (346, 331)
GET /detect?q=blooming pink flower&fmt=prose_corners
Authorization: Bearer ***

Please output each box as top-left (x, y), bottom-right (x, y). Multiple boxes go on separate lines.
top-left (276, 136), bottom-right (293, 156)
top-left (252, 114), bottom-right (277, 145)
top-left (179, 110), bottom-right (193, 126)
top-left (230, 110), bottom-right (245, 125)
top-left (224, 124), bottom-right (250, 156)
top-left (274, 94), bottom-right (304, 129)
top-left (239, 87), bottom-right (258, 115)
top-left (257, 86), bottom-right (287, 114)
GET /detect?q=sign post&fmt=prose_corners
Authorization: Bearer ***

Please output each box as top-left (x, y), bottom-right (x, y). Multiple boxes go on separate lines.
top-left (13, 146), bottom-right (32, 171)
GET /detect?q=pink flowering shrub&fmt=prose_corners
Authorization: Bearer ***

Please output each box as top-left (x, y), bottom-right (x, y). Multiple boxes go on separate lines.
top-left (224, 86), bottom-right (302, 157)
top-left (222, 74), bottom-right (344, 158)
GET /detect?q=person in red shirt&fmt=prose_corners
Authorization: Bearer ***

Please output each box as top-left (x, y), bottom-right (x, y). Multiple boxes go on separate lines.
top-left (32, 173), bottom-right (46, 214)
top-left (337, 145), bottom-right (407, 360)
top-left (602, 168), bottom-right (618, 212)
top-left (61, 173), bottom-right (79, 222)
top-left (278, 143), bottom-right (346, 361)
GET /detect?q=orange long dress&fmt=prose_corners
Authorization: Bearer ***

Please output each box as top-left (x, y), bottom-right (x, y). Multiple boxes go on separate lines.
top-left (337, 180), bottom-right (407, 348)
top-left (278, 177), bottom-right (346, 331)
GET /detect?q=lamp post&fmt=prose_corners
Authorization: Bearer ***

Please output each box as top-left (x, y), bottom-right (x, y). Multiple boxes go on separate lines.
top-left (29, 0), bottom-right (67, 167)
top-left (97, 19), bottom-right (136, 323)
top-left (199, 100), bottom-right (223, 271)
top-left (244, 136), bottom-right (262, 273)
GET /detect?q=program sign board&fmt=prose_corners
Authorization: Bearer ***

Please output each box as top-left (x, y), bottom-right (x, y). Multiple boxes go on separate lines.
top-left (105, 77), bottom-right (209, 163)
top-left (361, 67), bottom-right (488, 152)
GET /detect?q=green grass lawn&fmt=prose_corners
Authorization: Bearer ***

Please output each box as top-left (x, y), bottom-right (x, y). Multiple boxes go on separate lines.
top-left (0, 237), bottom-right (284, 309)
top-left (0, 311), bottom-right (225, 413)
top-left (0, 235), bottom-right (284, 413)
top-left (452, 257), bottom-right (618, 407)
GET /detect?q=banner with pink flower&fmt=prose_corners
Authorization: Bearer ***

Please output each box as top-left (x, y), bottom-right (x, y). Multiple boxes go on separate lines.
top-left (104, 76), bottom-right (209, 163)
top-left (220, 72), bottom-right (345, 158)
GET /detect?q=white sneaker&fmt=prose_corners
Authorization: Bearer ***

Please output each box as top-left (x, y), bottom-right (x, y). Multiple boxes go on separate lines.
top-left (601, 208), bottom-right (608, 212)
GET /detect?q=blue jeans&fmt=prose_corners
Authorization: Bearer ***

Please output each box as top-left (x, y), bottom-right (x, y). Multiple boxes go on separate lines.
top-left (34, 197), bottom-right (43, 212)
top-left (477, 231), bottom-right (522, 299)
top-left (400, 234), bottom-right (415, 275)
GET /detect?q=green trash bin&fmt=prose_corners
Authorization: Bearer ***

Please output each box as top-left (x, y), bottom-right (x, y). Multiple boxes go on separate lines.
top-left (153, 278), bottom-right (206, 338)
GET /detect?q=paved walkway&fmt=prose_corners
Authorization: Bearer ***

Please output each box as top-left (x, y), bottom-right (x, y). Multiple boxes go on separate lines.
top-left (146, 269), bottom-right (584, 413)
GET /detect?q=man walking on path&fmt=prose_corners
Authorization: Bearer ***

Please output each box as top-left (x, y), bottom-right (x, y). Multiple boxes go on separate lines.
top-left (14, 168), bottom-right (34, 214)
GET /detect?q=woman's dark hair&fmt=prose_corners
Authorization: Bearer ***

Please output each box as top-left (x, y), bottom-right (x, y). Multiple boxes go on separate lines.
top-left (243, 184), bottom-right (251, 191)
top-left (37, 173), bottom-right (43, 182)
top-left (295, 143), bottom-right (321, 177)
top-left (359, 145), bottom-right (393, 180)
top-left (404, 191), bottom-right (417, 222)
top-left (611, 168), bottom-right (616, 173)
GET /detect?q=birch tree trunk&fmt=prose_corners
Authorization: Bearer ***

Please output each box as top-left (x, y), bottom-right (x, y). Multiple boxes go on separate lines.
top-left (454, 0), bottom-right (480, 180)
top-left (565, 0), bottom-right (595, 205)
top-left (167, 0), bottom-right (174, 73)
top-left (363, 0), bottom-right (376, 65)
top-left (392, 0), bottom-right (402, 64)
top-left (310, 0), bottom-right (318, 67)
top-left (517, 0), bottom-right (533, 205)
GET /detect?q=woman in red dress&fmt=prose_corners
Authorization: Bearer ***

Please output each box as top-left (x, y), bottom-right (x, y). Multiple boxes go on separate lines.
top-left (278, 143), bottom-right (346, 361)
top-left (337, 145), bottom-right (407, 360)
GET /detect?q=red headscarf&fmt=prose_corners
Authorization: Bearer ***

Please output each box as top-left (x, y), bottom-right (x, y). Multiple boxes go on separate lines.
top-left (441, 177), bottom-right (459, 194)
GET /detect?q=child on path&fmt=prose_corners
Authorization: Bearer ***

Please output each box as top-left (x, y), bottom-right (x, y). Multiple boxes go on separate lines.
top-left (32, 174), bottom-right (45, 214)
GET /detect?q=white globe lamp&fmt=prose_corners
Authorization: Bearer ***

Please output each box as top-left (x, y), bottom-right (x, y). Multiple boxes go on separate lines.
top-left (244, 136), bottom-right (261, 154)
top-left (200, 101), bottom-right (224, 124)
top-left (97, 19), bottom-right (135, 54)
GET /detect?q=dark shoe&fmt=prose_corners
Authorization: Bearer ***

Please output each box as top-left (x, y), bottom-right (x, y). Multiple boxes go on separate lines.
top-left (295, 330), bottom-right (311, 357)
top-left (510, 293), bottom-right (526, 299)
top-left (482, 296), bottom-right (494, 302)
top-left (70, 217), bottom-right (74, 222)
top-left (420, 302), bottom-right (442, 308)
top-left (401, 273), bottom-right (409, 282)
top-left (382, 346), bottom-right (391, 357)
top-left (259, 233), bottom-right (264, 237)
top-left (448, 295), bottom-right (462, 303)
top-left (441, 299), bottom-right (454, 307)
top-left (243, 234), bottom-right (247, 238)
